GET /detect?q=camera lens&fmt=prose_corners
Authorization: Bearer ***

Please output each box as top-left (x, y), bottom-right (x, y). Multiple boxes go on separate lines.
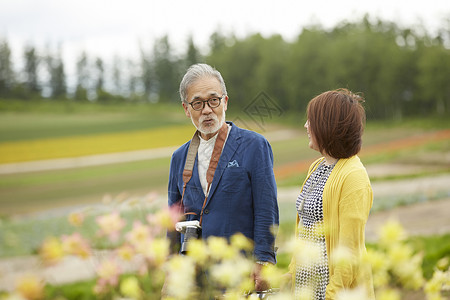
top-left (180, 226), bottom-right (201, 255)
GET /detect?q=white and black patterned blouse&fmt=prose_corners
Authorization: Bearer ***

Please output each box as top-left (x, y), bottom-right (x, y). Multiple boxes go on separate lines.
top-left (295, 161), bottom-right (336, 300)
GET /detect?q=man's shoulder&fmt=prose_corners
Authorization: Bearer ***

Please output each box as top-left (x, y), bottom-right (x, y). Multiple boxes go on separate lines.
top-left (171, 140), bottom-right (191, 159)
top-left (230, 123), bottom-right (269, 144)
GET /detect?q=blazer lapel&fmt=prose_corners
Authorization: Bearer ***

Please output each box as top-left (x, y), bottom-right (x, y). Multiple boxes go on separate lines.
top-left (206, 123), bottom-right (241, 202)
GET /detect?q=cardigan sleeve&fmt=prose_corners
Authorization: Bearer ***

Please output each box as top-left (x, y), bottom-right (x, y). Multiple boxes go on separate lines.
top-left (326, 184), bottom-right (372, 299)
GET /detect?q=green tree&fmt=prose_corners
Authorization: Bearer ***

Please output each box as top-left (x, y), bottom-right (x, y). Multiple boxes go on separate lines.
top-left (74, 51), bottom-right (89, 101)
top-left (0, 38), bottom-right (15, 98)
top-left (94, 57), bottom-right (105, 100)
top-left (23, 44), bottom-right (41, 98)
top-left (153, 35), bottom-right (179, 102)
top-left (184, 35), bottom-right (202, 68)
top-left (45, 47), bottom-right (66, 99)
top-left (416, 42), bottom-right (450, 115)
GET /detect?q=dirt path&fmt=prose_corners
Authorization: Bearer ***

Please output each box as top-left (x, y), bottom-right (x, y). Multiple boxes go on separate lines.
top-left (365, 197), bottom-right (450, 242)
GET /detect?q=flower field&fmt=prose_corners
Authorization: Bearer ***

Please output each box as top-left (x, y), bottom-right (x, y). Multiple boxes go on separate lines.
top-left (1, 198), bottom-right (449, 300)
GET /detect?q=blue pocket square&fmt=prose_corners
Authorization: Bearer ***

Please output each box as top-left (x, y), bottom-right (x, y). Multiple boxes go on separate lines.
top-left (227, 160), bottom-right (240, 168)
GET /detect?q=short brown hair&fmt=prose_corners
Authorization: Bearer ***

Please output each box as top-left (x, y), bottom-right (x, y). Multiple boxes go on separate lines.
top-left (306, 88), bottom-right (366, 158)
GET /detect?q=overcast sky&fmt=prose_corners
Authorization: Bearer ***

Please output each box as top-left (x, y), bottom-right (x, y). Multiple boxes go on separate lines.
top-left (1, 0), bottom-right (449, 80)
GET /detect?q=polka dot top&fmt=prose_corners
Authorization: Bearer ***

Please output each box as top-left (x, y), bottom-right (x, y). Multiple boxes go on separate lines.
top-left (295, 161), bottom-right (336, 300)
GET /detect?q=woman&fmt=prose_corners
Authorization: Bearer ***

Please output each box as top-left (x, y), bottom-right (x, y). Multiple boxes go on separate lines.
top-left (289, 89), bottom-right (375, 300)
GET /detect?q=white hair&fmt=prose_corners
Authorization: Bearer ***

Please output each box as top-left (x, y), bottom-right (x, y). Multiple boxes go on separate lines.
top-left (179, 63), bottom-right (227, 103)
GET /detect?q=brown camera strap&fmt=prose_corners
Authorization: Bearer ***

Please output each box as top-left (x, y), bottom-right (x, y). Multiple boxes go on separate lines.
top-left (181, 122), bottom-right (228, 225)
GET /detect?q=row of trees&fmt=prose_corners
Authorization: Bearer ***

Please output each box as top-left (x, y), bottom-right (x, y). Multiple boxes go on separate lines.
top-left (0, 15), bottom-right (449, 119)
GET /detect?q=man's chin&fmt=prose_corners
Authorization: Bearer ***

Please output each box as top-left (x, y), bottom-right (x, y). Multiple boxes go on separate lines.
top-left (198, 120), bottom-right (222, 135)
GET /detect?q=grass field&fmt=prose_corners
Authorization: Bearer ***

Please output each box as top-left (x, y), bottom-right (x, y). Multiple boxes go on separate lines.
top-left (0, 101), bottom-right (449, 216)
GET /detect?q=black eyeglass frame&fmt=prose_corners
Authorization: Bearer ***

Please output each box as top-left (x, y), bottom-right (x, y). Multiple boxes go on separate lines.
top-left (188, 95), bottom-right (225, 111)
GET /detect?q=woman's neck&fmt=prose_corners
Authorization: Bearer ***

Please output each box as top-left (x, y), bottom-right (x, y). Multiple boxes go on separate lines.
top-left (323, 154), bottom-right (338, 166)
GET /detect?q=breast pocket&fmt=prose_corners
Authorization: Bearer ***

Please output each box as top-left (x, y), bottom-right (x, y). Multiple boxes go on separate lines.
top-left (221, 167), bottom-right (250, 193)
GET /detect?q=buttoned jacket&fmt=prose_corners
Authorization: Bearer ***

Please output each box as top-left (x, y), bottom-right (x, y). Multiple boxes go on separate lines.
top-left (168, 122), bottom-right (279, 263)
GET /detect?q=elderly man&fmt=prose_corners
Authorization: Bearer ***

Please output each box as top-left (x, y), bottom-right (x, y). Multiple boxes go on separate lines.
top-left (168, 63), bottom-right (279, 291)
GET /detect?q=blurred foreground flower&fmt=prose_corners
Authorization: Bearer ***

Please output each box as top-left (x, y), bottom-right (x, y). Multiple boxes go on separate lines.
top-left (330, 245), bottom-right (354, 268)
top-left (208, 236), bottom-right (238, 260)
top-left (120, 277), bottom-right (142, 299)
top-left (187, 239), bottom-right (209, 265)
top-left (335, 286), bottom-right (369, 300)
top-left (117, 244), bottom-right (135, 261)
top-left (96, 211), bottom-right (126, 242)
top-left (147, 204), bottom-right (182, 232)
top-left (375, 288), bottom-right (400, 300)
top-left (230, 233), bottom-right (253, 252)
top-left (39, 236), bottom-right (64, 265)
top-left (210, 257), bottom-right (252, 288)
top-left (145, 237), bottom-right (170, 266)
top-left (61, 232), bottom-right (91, 259)
top-left (68, 211), bottom-right (85, 227)
top-left (126, 221), bottom-right (151, 251)
top-left (425, 267), bottom-right (450, 299)
top-left (165, 255), bottom-right (196, 299)
top-left (15, 274), bottom-right (45, 300)
top-left (378, 220), bottom-right (406, 246)
top-left (94, 257), bottom-right (122, 295)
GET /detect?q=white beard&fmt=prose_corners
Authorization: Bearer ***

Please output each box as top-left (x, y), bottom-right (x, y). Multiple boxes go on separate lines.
top-left (191, 109), bottom-right (226, 137)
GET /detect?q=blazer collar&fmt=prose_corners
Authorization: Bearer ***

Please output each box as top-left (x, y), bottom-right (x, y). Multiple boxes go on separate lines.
top-left (205, 121), bottom-right (241, 201)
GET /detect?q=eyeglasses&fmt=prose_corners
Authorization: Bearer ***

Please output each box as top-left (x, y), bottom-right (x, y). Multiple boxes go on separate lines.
top-left (188, 95), bottom-right (224, 111)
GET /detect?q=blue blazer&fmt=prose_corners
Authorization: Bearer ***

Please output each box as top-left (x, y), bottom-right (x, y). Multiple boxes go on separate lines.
top-left (168, 122), bottom-right (279, 263)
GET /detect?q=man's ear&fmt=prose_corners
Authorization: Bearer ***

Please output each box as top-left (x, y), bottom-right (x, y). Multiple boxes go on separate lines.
top-left (223, 95), bottom-right (229, 112)
top-left (182, 102), bottom-right (190, 118)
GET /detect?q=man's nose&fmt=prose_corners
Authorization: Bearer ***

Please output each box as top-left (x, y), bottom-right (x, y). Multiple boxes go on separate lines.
top-left (201, 103), bottom-right (213, 114)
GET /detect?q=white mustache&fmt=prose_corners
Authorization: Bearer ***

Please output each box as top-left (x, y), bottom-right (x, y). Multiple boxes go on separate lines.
top-left (199, 114), bottom-right (218, 123)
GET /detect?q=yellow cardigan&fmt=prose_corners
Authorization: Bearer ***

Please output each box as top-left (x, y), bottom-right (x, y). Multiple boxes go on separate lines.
top-left (289, 155), bottom-right (375, 300)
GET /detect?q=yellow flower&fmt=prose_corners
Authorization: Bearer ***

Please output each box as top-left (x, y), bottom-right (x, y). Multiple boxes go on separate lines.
top-left (165, 256), bottom-right (196, 299)
top-left (230, 233), bottom-right (253, 252)
top-left (372, 270), bottom-right (390, 288)
top-left (117, 244), bottom-right (135, 261)
top-left (147, 206), bottom-right (182, 232)
top-left (39, 236), bottom-right (64, 265)
top-left (0, 293), bottom-right (27, 300)
top-left (335, 286), bottom-right (369, 300)
top-left (330, 245), bottom-right (354, 268)
top-left (186, 239), bottom-right (209, 265)
top-left (376, 288), bottom-right (401, 300)
top-left (61, 233), bottom-right (91, 259)
top-left (15, 274), bottom-right (45, 300)
top-left (294, 286), bottom-right (314, 300)
top-left (221, 290), bottom-right (246, 300)
top-left (96, 212), bottom-right (126, 242)
top-left (294, 239), bottom-right (321, 266)
top-left (436, 257), bottom-right (449, 271)
top-left (364, 248), bottom-right (389, 272)
top-left (211, 260), bottom-right (241, 287)
top-left (267, 291), bottom-right (296, 300)
top-left (388, 243), bottom-right (413, 263)
top-left (96, 258), bottom-right (122, 287)
top-left (126, 221), bottom-right (151, 249)
top-left (68, 212), bottom-right (85, 227)
top-left (207, 236), bottom-right (237, 260)
top-left (149, 238), bottom-right (170, 266)
top-left (378, 220), bottom-right (406, 246)
top-left (120, 277), bottom-right (142, 299)
top-left (260, 263), bottom-right (285, 287)
top-left (425, 269), bottom-right (448, 295)
top-left (211, 257), bottom-right (252, 288)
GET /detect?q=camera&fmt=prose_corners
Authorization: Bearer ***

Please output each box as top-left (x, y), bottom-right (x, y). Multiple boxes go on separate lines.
top-left (175, 220), bottom-right (202, 255)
